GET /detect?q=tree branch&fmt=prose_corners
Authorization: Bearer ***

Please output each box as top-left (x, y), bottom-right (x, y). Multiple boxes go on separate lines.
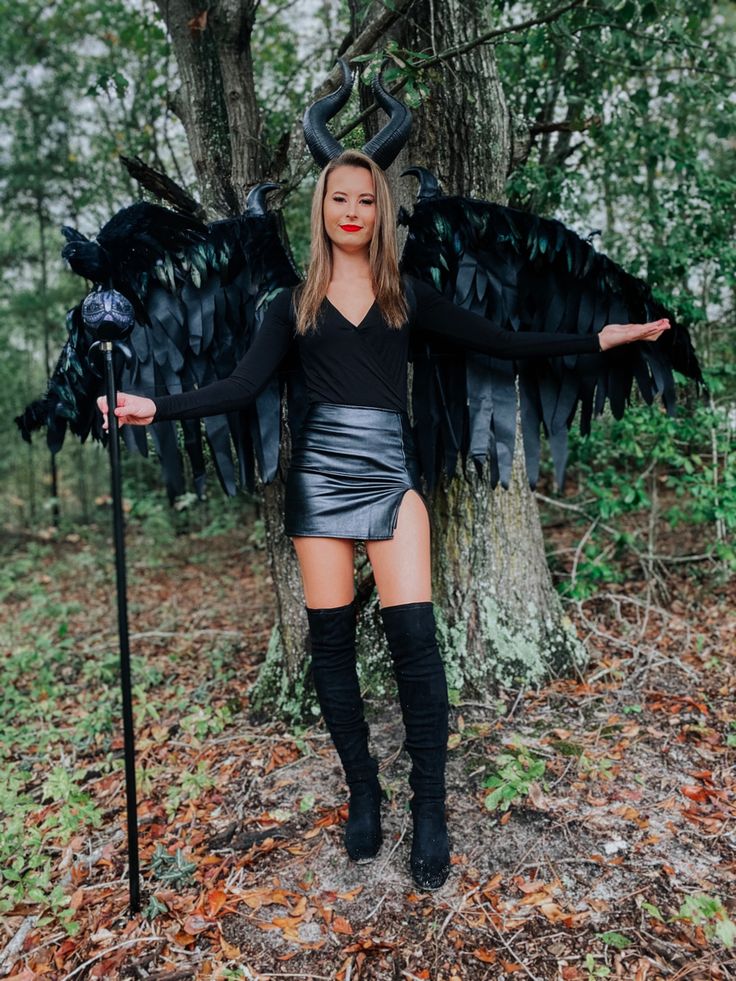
top-left (277, 0), bottom-right (585, 195)
top-left (331, 0), bottom-right (588, 146)
top-left (311, 0), bottom-right (418, 102)
top-left (530, 113), bottom-right (601, 136)
top-left (409, 0), bottom-right (587, 74)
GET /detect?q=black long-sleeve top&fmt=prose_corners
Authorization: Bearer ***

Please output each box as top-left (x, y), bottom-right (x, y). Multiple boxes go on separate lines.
top-left (151, 274), bottom-right (602, 421)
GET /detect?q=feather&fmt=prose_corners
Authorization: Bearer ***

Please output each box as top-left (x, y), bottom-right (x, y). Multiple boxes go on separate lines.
top-left (20, 198), bottom-right (300, 500)
top-left (399, 178), bottom-right (704, 490)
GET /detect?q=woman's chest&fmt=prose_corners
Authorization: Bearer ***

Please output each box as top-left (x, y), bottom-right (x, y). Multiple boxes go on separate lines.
top-left (296, 301), bottom-right (410, 361)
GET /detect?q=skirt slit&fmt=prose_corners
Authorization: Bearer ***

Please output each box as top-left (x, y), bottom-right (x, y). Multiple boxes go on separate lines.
top-left (283, 402), bottom-right (428, 541)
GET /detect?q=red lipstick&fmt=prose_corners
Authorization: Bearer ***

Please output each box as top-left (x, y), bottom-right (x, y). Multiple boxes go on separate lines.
top-left (340, 225), bottom-right (362, 231)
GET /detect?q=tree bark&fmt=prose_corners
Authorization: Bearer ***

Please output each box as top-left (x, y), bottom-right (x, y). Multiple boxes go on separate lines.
top-left (394, 0), bottom-right (587, 694)
top-left (153, 0), bottom-right (261, 215)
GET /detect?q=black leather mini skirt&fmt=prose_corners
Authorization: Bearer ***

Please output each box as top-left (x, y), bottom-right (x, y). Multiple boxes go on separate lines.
top-left (283, 402), bottom-right (427, 540)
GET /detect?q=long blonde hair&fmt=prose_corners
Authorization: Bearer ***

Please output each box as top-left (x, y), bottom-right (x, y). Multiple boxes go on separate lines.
top-left (294, 149), bottom-right (408, 335)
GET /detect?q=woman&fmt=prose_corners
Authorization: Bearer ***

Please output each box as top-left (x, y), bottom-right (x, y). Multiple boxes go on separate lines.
top-left (98, 149), bottom-right (669, 891)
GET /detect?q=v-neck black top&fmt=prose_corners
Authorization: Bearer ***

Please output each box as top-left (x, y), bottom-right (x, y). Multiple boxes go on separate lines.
top-left (151, 275), bottom-right (602, 421)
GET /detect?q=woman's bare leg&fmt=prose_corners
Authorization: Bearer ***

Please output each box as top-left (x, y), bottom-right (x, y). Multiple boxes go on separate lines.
top-left (291, 536), bottom-right (356, 607)
top-left (364, 490), bottom-right (431, 605)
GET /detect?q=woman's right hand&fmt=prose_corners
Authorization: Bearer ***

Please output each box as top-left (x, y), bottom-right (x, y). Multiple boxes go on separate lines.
top-left (97, 393), bottom-right (156, 431)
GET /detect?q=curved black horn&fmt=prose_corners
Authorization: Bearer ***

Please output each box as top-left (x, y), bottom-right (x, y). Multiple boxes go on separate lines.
top-left (303, 58), bottom-right (354, 167)
top-left (361, 60), bottom-right (413, 170)
top-left (400, 166), bottom-right (442, 201)
top-left (245, 182), bottom-right (282, 216)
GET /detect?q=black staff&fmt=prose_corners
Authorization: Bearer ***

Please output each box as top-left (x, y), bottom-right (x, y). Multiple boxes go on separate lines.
top-left (84, 289), bottom-right (141, 915)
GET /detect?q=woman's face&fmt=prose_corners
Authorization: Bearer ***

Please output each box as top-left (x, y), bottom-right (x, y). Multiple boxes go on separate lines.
top-left (322, 165), bottom-right (376, 254)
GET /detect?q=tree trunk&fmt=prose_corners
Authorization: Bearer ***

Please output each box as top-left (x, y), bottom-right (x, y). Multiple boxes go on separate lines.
top-left (153, 0), bottom-right (261, 215)
top-left (394, 0), bottom-right (587, 694)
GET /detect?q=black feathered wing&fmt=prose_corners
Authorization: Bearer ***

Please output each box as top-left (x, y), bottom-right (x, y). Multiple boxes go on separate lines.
top-left (17, 199), bottom-right (302, 501)
top-left (398, 179), bottom-right (703, 491)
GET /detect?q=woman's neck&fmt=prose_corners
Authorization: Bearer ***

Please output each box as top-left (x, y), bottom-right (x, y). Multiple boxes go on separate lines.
top-left (330, 248), bottom-right (372, 285)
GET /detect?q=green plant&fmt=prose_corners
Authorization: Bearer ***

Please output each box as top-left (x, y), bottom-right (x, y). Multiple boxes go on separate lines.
top-left (674, 893), bottom-right (735, 949)
top-left (541, 374), bottom-right (736, 600)
top-left (165, 761), bottom-right (215, 817)
top-left (726, 721), bottom-right (736, 749)
top-left (584, 953), bottom-right (611, 979)
top-left (0, 769), bottom-right (78, 935)
top-left (578, 754), bottom-right (616, 781)
top-left (179, 703), bottom-right (233, 740)
top-left (596, 931), bottom-right (633, 950)
top-left (143, 894), bottom-right (169, 921)
top-left (149, 844), bottom-right (197, 888)
top-left (482, 741), bottom-right (546, 812)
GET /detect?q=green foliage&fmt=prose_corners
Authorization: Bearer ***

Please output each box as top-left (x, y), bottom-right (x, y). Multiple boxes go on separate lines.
top-left (179, 704), bottom-right (234, 742)
top-left (596, 931), bottom-right (633, 950)
top-left (143, 893), bottom-right (169, 921)
top-left (0, 530), bottom-right (246, 932)
top-left (675, 892), bottom-right (736, 948)
top-left (165, 762), bottom-right (216, 818)
top-left (0, 768), bottom-right (78, 934)
top-left (482, 740), bottom-right (546, 811)
top-left (149, 844), bottom-right (197, 889)
top-left (584, 953), bottom-right (611, 979)
top-left (542, 370), bottom-right (735, 599)
top-left (641, 892), bottom-right (735, 948)
top-left (726, 721), bottom-right (736, 748)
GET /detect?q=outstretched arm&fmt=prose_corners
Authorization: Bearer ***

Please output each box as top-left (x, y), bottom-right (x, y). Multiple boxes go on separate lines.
top-left (409, 276), bottom-right (669, 358)
top-left (98, 289), bottom-right (295, 428)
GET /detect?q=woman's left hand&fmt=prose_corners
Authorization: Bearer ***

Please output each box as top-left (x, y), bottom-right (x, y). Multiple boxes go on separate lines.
top-left (598, 318), bottom-right (670, 351)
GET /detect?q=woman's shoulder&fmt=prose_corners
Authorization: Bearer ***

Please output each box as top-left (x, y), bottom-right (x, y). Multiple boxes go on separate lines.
top-left (401, 273), bottom-right (438, 293)
top-left (402, 274), bottom-right (444, 309)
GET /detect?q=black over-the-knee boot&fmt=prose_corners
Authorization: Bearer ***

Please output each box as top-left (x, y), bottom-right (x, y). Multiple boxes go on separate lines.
top-left (380, 600), bottom-right (451, 890)
top-left (306, 599), bottom-right (383, 863)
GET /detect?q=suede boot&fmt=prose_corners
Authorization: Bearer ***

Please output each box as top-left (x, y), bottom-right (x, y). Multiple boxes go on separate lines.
top-left (306, 599), bottom-right (382, 863)
top-left (380, 600), bottom-right (451, 890)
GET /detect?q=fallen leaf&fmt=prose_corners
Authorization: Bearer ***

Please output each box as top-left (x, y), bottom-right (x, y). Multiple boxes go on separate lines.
top-left (681, 784), bottom-right (709, 802)
top-left (219, 936), bottom-right (241, 958)
top-left (207, 888), bottom-right (228, 916)
top-left (183, 913), bottom-right (216, 935)
top-left (333, 915), bottom-right (353, 935)
top-left (472, 947), bottom-right (497, 963)
top-left (337, 886), bottom-right (364, 901)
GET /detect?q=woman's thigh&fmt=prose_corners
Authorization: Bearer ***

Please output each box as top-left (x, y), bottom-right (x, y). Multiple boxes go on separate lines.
top-left (365, 490), bottom-right (432, 608)
top-left (291, 536), bottom-right (356, 608)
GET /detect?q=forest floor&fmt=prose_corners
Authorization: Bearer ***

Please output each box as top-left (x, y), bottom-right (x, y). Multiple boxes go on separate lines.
top-left (0, 512), bottom-right (734, 981)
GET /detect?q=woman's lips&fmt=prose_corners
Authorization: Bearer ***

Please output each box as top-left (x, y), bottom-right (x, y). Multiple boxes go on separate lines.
top-left (340, 225), bottom-right (362, 231)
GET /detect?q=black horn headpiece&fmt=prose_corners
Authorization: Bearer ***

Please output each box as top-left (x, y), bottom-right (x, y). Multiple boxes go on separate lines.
top-left (303, 57), bottom-right (412, 170)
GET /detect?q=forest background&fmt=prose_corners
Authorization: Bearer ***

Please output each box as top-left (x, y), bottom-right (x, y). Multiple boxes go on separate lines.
top-left (0, 0), bottom-right (735, 978)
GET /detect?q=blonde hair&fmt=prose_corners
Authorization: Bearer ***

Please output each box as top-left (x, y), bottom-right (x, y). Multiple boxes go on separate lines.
top-left (294, 149), bottom-right (408, 335)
